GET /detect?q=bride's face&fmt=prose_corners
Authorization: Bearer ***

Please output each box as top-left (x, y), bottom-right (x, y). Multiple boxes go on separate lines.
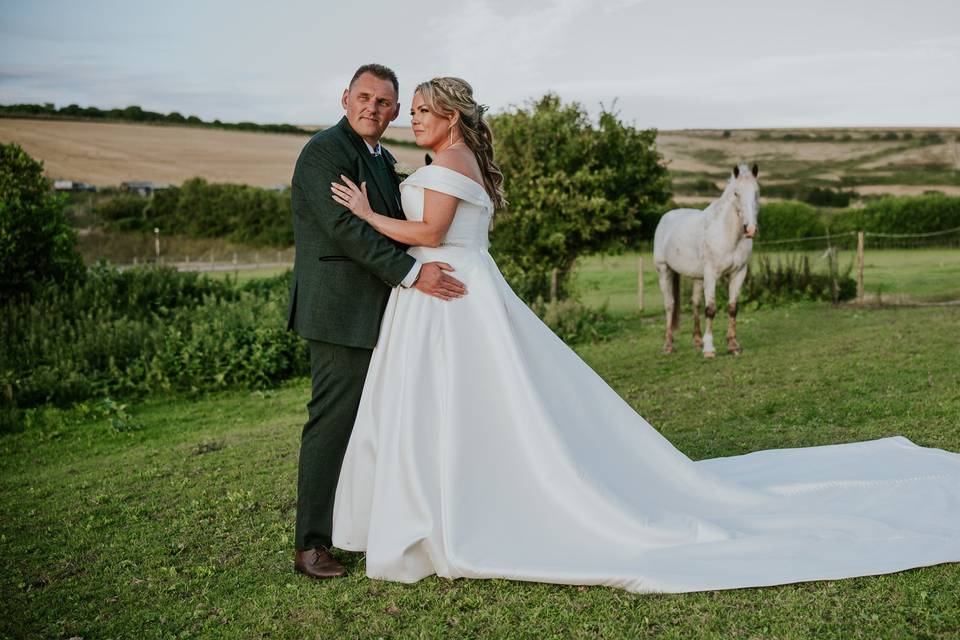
top-left (410, 91), bottom-right (456, 150)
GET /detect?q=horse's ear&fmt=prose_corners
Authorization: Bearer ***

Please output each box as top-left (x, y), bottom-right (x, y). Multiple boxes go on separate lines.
top-left (751, 163), bottom-right (759, 178)
top-left (732, 165), bottom-right (740, 178)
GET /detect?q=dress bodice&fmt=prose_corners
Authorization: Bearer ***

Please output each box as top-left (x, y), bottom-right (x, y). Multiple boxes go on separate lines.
top-left (400, 165), bottom-right (493, 249)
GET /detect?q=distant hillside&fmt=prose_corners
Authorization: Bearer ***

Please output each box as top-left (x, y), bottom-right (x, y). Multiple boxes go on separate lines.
top-left (0, 102), bottom-right (310, 136)
top-left (1, 115), bottom-right (957, 199)
top-left (0, 118), bottom-right (428, 187)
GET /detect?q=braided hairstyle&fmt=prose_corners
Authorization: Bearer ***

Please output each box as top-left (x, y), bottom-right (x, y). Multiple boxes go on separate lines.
top-left (415, 77), bottom-right (507, 211)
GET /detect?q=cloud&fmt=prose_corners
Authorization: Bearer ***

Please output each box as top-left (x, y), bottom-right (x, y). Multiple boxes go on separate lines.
top-left (424, 0), bottom-right (590, 101)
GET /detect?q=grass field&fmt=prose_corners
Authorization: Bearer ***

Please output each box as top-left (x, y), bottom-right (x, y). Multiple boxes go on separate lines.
top-left (577, 248), bottom-right (960, 315)
top-left (3, 253), bottom-right (960, 639)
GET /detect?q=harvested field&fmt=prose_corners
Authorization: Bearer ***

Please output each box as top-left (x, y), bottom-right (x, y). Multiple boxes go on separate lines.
top-left (2, 118), bottom-right (957, 196)
top-left (0, 119), bottom-right (428, 187)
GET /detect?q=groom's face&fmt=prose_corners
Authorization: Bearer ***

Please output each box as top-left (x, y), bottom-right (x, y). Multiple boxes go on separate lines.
top-left (342, 72), bottom-right (400, 145)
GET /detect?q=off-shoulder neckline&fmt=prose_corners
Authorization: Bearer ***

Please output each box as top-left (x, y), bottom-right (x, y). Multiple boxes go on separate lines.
top-left (405, 164), bottom-right (492, 206)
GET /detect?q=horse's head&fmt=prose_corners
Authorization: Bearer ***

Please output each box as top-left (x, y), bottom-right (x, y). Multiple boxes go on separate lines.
top-left (731, 163), bottom-right (760, 238)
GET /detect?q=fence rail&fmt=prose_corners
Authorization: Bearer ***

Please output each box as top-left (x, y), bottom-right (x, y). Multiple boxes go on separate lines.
top-left (753, 226), bottom-right (960, 304)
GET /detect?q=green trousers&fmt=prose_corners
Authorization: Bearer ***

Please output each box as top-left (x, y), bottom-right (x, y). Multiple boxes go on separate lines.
top-left (295, 339), bottom-right (372, 551)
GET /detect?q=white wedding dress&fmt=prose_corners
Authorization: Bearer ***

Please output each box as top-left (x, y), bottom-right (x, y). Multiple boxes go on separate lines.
top-left (332, 164), bottom-right (960, 593)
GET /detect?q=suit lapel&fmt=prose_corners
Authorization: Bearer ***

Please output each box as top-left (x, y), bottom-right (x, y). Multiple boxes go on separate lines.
top-left (380, 151), bottom-right (404, 218)
top-left (337, 117), bottom-right (402, 219)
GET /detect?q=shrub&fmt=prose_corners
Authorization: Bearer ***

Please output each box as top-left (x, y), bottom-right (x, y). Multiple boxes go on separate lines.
top-left (489, 94), bottom-right (671, 302)
top-left (832, 194), bottom-right (960, 235)
top-left (95, 195), bottom-right (148, 229)
top-left (757, 201), bottom-right (827, 240)
top-left (742, 253), bottom-right (856, 305)
top-left (528, 298), bottom-right (613, 344)
top-left (91, 178), bottom-right (293, 246)
top-left (761, 184), bottom-right (857, 208)
top-left (0, 265), bottom-right (305, 409)
top-left (803, 187), bottom-right (857, 208)
top-left (0, 143), bottom-right (85, 299)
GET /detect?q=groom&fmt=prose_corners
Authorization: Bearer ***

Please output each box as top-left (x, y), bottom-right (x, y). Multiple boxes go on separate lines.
top-left (286, 64), bottom-right (466, 579)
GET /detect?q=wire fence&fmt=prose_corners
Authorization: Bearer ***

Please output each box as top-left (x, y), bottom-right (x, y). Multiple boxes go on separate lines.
top-left (753, 226), bottom-right (960, 305)
top-left (77, 230), bottom-right (295, 272)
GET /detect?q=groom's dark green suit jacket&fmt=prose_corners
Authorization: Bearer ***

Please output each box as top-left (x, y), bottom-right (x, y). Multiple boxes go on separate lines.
top-left (286, 117), bottom-right (416, 349)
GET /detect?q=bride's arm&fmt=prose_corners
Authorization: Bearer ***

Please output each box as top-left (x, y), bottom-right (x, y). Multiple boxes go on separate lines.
top-left (330, 176), bottom-right (457, 248)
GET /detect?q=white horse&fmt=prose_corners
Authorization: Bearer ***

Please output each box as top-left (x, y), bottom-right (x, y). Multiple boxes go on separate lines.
top-left (653, 163), bottom-right (759, 358)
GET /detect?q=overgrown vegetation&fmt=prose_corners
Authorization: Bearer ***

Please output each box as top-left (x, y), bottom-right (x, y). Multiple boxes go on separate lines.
top-left (742, 253), bottom-right (856, 305)
top-left (94, 177), bottom-right (293, 246)
top-left (489, 93), bottom-right (672, 301)
top-left (0, 265), bottom-right (304, 419)
top-left (529, 298), bottom-right (615, 344)
top-left (759, 184), bottom-right (859, 207)
top-left (756, 194), bottom-right (960, 241)
top-left (0, 143), bottom-right (86, 299)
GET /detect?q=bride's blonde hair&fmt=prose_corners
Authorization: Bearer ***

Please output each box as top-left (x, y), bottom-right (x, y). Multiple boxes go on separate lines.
top-left (415, 77), bottom-right (507, 211)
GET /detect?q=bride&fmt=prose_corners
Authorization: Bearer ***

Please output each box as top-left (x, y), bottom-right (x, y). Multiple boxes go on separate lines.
top-left (328, 77), bottom-right (960, 593)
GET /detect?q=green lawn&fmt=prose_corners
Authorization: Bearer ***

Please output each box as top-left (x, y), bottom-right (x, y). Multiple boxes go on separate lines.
top-left (3, 294), bottom-right (960, 637)
top-left (577, 248), bottom-right (960, 315)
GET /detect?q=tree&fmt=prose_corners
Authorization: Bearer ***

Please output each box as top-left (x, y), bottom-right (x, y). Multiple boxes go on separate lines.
top-left (488, 94), bottom-right (671, 301)
top-left (0, 143), bottom-right (85, 300)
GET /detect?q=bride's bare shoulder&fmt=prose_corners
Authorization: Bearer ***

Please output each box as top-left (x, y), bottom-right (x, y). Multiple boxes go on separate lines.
top-left (433, 148), bottom-right (483, 183)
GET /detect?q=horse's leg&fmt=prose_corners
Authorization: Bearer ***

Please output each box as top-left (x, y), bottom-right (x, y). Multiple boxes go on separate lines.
top-left (691, 278), bottom-right (703, 350)
top-left (702, 270), bottom-right (717, 359)
top-left (657, 267), bottom-right (675, 354)
top-left (727, 265), bottom-right (748, 355)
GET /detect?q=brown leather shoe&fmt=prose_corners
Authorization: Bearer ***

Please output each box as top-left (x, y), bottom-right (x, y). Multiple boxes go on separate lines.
top-left (294, 546), bottom-right (347, 579)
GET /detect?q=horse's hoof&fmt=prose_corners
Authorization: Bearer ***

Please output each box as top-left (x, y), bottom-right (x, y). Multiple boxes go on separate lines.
top-left (729, 348), bottom-right (742, 356)
top-left (693, 338), bottom-right (703, 350)
top-left (662, 344), bottom-right (674, 355)
top-left (703, 350), bottom-right (716, 359)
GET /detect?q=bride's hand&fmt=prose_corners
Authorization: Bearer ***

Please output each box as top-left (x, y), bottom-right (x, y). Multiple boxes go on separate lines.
top-left (330, 175), bottom-right (373, 219)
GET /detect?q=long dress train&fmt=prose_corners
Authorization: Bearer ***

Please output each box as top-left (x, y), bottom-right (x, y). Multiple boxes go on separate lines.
top-left (332, 164), bottom-right (960, 593)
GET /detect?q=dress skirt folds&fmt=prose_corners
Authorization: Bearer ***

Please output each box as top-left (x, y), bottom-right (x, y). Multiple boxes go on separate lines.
top-left (332, 165), bottom-right (960, 593)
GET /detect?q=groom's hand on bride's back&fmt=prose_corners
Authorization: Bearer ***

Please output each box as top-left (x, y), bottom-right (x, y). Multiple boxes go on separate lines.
top-left (414, 262), bottom-right (467, 301)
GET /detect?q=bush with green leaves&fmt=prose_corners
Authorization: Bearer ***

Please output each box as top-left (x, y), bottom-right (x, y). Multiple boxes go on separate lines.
top-left (831, 194), bottom-right (960, 235)
top-left (742, 253), bottom-right (856, 305)
top-left (0, 264), bottom-right (306, 410)
top-left (94, 194), bottom-right (148, 230)
top-left (95, 178), bottom-right (293, 246)
top-left (758, 184), bottom-right (858, 208)
top-left (754, 194), bottom-right (960, 242)
top-left (489, 94), bottom-right (671, 301)
top-left (0, 143), bottom-right (85, 299)
top-left (757, 201), bottom-right (828, 240)
top-left (528, 298), bottom-right (613, 344)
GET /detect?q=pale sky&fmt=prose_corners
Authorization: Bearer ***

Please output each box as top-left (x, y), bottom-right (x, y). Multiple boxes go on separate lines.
top-left (1, 0), bottom-right (958, 129)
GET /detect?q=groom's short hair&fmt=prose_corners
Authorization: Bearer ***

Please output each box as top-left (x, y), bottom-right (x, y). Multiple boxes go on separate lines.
top-left (349, 64), bottom-right (399, 97)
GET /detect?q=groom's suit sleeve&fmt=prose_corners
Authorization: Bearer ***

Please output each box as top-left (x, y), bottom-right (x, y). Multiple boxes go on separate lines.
top-left (296, 144), bottom-right (416, 287)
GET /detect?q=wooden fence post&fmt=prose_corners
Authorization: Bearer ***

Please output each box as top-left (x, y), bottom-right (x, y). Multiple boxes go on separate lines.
top-left (856, 231), bottom-right (865, 302)
top-left (550, 268), bottom-right (558, 302)
top-left (637, 255), bottom-right (645, 312)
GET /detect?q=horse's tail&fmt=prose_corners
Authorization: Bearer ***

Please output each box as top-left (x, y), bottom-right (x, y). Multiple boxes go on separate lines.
top-left (670, 271), bottom-right (681, 330)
